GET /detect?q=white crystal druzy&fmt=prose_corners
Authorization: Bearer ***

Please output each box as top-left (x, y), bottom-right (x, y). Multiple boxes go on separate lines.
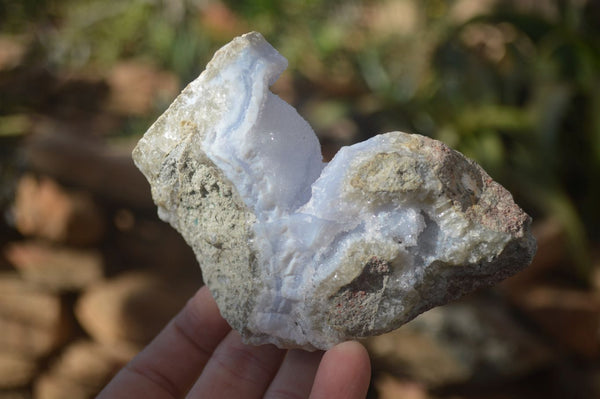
top-left (133, 32), bottom-right (536, 350)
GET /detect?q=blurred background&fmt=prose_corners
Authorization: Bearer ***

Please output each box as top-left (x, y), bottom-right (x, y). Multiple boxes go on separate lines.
top-left (1, 0), bottom-right (599, 398)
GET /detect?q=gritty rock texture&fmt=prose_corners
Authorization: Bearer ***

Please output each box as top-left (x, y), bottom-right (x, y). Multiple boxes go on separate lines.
top-left (133, 32), bottom-right (536, 350)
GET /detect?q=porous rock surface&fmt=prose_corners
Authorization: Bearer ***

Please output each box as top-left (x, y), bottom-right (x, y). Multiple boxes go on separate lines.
top-left (133, 32), bottom-right (536, 350)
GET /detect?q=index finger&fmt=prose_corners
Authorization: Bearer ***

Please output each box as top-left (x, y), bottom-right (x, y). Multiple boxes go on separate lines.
top-left (98, 285), bottom-right (231, 399)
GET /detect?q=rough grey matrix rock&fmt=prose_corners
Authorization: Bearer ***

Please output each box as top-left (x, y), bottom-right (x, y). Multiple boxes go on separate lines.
top-left (133, 32), bottom-right (536, 350)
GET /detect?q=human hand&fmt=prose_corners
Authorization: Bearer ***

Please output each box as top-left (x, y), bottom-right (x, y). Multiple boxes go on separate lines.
top-left (98, 285), bottom-right (371, 399)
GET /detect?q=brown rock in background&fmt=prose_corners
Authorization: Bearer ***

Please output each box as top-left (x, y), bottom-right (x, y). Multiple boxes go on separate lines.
top-left (511, 285), bottom-right (600, 358)
top-left (34, 373), bottom-right (93, 399)
top-left (24, 132), bottom-right (154, 211)
top-left (12, 174), bottom-right (105, 246)
top-left (75, 273), bottom-right (195, 349)
top-left (501, 218), bottom-right (600, 358)
top-left (112, 217), bottom-right (199, 280)
top-left (366, 298), bottom-right (554, 387)
top-left (502, 218), bottom-right (567, 291)
top-left (0, 273), bottom-right (69, 358)
top-left (5, 241), bottom-right (103, 292)
top-left (0, 352), bottom-right (37, 389)
top-left (106, 61), bottom-right (179, 116)
top-left (0, 35), bottom-right (27, 71)
top-left (33, 340), bottom-right (125, 399)
top-left (367, 327), bottom-right (471, 387)
top-left (199, 2), bottom-right (248, 40)
top-left (0, 390), bottom-right (31, 399)
top-left (375, 373), bottom-right (430, 399)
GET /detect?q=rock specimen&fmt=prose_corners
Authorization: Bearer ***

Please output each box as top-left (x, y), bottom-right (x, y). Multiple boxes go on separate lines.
top-left (133, 32), bottom-right (536, 350)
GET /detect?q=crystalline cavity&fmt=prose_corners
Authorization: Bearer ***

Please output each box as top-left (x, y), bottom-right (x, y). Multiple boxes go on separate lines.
top-left (133, 32), bottom-right (536, 350)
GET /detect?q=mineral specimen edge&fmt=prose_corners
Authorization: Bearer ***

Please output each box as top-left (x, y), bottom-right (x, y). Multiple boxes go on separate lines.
top-left (133, 32), bottom-right (536, 351)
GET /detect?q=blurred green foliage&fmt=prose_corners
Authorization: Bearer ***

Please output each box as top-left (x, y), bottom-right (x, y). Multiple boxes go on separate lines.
top-left (2, 0), bottom-right (599, 281)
